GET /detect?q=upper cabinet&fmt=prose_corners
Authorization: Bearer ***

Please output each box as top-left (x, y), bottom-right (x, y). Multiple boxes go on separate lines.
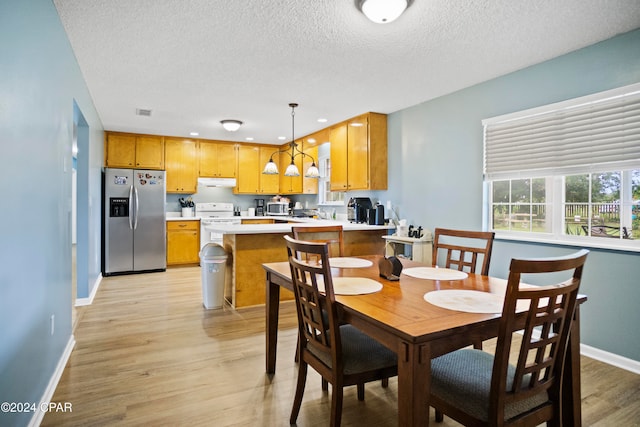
top-left (103, 111), bottom-right (385, 195)
top-left (199, 141), bottom-right (238, 178)
top-left (105, 133), bottom-right (164, 169)
top-left (235, 144), bottom-right (280, 194)
top-left (279, 140), bottom-right (304, 195)
top-left (165, 137), bottom-right (198, 193)
top-left (301, 135), bottom-right (321, 195)
top-left (329, 113), bottom-right (387, 191)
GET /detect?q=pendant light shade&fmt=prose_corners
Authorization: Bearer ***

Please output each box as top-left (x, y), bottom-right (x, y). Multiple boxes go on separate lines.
top-left (360, 0), bottom-right (408, 24)
top-left (284, 162), bottom-right (300, 177)
top-left (263, 158), bottom-right (279, 174)
top-left (305, 162), bottom-right (320, 178)
top-left (262, 103), bottom-right (320, 179)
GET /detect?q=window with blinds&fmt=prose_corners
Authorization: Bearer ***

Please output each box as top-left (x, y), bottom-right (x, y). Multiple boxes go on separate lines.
top-left (482, 83), bottom-right (640, 249)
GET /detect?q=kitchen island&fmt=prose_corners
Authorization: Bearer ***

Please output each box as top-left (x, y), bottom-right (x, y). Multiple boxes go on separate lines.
top-left (204, 219), bottom-right (394, 308)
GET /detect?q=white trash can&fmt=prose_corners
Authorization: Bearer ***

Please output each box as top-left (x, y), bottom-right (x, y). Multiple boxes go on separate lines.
top-left (199, 243), bottom-right (228, 309)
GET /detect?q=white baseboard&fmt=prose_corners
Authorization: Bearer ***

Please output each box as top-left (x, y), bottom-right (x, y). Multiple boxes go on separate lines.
top-left (580, 343), bottom-right (640, 375)
top-left (527, 328), bottom-right (639, 375)
top-left (28, 335), bottom-right (76, 427)
top-left (75, 273), bottom-right (102, 306)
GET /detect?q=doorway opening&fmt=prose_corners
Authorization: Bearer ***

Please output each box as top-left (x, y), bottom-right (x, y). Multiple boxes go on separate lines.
top-left (73, 102), bottom-right (89, 331)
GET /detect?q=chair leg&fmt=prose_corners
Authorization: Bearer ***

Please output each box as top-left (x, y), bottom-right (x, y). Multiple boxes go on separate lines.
top-left (381, 377), bottom-right (389, 388)
top-left (290, 361), bottom-right (308, 425)
top-left (322, 378), bottom-right (328, 391)
top-left (472, 339), bottom-right (483, 350)
top-left (357, 383), bottom-right (364, 401)
top-left (330, 382), bottom-right (344, 427)
top-left (435, 408), bottom-right (444, 423)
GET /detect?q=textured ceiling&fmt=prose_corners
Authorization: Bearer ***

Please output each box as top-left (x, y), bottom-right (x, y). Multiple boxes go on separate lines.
top-left (54, 0), bottom-right (640, 144)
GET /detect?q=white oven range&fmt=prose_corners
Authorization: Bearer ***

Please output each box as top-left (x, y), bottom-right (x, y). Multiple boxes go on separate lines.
top-left (195, 202), bottom-right (240, 250)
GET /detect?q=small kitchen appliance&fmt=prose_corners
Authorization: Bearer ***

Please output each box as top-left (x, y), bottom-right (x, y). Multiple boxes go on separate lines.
top-left (266, 201), bottom-right (289, 215)
top-left (255, 198), bottom-right (265, 216)
top-left (347, 198), bottom-right (356, 222)
top-left (375, 203), bottom-right (385, 225)
top-left (351, 197), bottom-right (373, 223)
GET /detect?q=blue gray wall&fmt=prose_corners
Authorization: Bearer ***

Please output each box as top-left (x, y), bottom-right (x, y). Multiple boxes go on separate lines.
top-left (0, 1), bottom-right (103, 425)
top-left (384, 29), bottom-right (640, 361)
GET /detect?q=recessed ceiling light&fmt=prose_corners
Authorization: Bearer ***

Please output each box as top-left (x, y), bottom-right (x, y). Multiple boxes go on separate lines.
top-left (245, 137), bottom-right (254, 141)
top-left (317, 118), bottom-right (327, 123)
top-left (278, 136), bottom-right (287, 141)
top-left (190, 132), bottom-right (199, 136)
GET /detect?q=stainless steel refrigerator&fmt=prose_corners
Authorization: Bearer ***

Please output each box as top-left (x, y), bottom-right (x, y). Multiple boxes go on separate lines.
top-left (103, 168), bottom-right (166, 275)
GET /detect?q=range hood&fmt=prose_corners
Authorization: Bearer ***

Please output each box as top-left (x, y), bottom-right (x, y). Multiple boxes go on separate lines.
top-left (197, 177), bottom-right (237, 187)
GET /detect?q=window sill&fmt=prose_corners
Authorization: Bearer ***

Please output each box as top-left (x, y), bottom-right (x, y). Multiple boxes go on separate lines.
top-left (494, 232), bottom-right (640, 254)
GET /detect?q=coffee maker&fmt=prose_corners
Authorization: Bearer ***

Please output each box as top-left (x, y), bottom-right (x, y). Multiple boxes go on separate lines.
top-left (348, 197), bottom-right (373, 223)
top-left (255, 198), bottom-right (265, 216)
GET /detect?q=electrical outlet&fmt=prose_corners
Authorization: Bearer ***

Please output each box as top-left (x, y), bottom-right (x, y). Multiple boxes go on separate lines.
top-left (50, 314), bottom-right (55, 336)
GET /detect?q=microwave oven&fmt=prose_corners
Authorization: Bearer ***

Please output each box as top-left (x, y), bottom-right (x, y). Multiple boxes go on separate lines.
top-left (266, 202), bottom-right (289, 215)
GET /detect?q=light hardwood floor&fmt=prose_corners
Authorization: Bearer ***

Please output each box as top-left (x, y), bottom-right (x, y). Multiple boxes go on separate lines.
top-left (43, 267), bottom-right (640, 426)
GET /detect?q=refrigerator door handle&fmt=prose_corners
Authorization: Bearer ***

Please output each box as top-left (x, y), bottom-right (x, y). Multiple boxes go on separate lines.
top-left (133, 185), bottom-right (139, 230)
top-left (128, 184), bottom-right (134, 230)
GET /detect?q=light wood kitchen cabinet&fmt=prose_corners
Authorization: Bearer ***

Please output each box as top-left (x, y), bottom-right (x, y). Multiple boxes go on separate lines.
top-left (302, 143), bottom-right (319, 194)
top-left (329, 113), bottom-right (387, 191)
top-left (235, 144), bottom-right (280, 194)
top-left (199, 141), bottom-right (238, 178)
top-left (165, 137), bottom-right (198, 193)
top-left (105, 133), bottom-right (164, 169)
top-left (241, 218), bottom-right (275, 224)
top-left (260, 146), bottom-right (280, 194)
top-left (166, 221), bottom-right (200, 266)
top-left (329, 125), bottom-right (348, 190)
top-left (279, 140), bottom-right (303, 194)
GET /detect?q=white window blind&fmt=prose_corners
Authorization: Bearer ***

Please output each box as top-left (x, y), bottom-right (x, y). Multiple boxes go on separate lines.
top-left (483, 83), bottom-right (640, 180)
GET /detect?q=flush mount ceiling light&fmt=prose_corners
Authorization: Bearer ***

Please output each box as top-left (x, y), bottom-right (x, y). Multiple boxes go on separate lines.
top-left (359, 0), bottom-right (408, 24)
top-left (263, 103), bottom-right (320, 178)
top-left (220, 119), bottom-right (243, 132)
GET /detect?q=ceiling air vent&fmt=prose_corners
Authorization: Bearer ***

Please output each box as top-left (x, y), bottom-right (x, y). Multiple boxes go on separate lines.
top-left (135, 108), bottom-right (152, 117)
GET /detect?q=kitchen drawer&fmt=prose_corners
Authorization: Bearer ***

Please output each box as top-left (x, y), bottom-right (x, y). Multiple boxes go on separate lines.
top-left (167, 221), bottom-right (199, 231)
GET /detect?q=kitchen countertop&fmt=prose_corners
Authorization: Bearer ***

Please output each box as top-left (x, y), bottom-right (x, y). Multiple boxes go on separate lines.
top-left (165, 214), bottom-right (395, 233)
top-left (166, 215), bottom-right (200, 221)
top-left (203, 219), bottom-right (394, 234)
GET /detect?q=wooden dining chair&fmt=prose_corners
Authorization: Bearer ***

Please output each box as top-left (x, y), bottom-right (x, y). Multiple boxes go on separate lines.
top-left (284, 235), bottom-right (398, 427)
top-left (430, 249), bottom-right (589, 426)
top-left (290, 226), bottom-right (391, 388)
top-left (432, 228), bottom-right (496, 275)
top-left (292, 225), bottom-right (344, 257)
top-left (291, 225), bottom-right (344, 366)
top-left (432, 228), bottom-right (495, 353)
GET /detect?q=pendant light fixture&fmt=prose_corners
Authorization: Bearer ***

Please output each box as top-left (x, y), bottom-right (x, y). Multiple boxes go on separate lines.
top-left (263, 103), bottom-right (320, 178)
top-left (359, 0), bottom-right (408, 24)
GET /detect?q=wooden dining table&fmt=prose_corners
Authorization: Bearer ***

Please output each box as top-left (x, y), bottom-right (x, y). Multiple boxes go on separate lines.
top-left (263, 255), bottom-right (586, 427)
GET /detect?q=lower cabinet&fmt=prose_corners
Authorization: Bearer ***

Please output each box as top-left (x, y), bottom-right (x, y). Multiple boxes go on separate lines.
top-left (241, 218), bottom-right (274, 224)
top-left (166, 221), bottom-right (200, 266)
